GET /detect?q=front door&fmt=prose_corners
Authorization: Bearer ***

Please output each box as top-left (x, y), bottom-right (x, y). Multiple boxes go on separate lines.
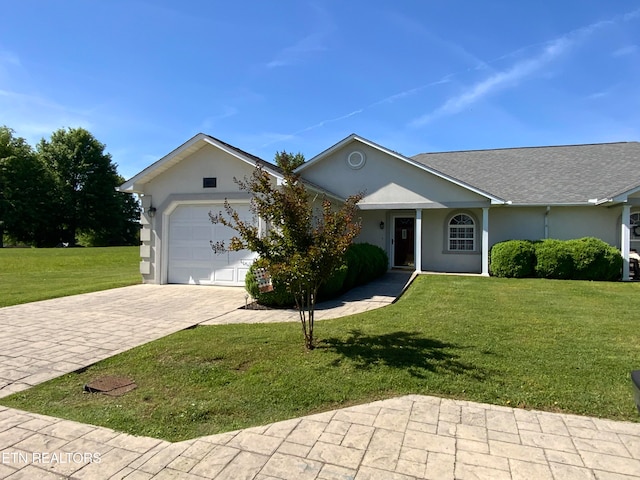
top-left (394, 217), bottom-right (415, 267)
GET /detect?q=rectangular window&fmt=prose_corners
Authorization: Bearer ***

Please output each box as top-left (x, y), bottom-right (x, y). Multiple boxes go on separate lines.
top-left (203, 177), bottom-right (217, 188)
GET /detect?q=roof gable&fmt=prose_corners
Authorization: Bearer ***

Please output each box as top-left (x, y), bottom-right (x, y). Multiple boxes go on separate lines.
top-left (119, 133), bottom-right (282, 193)
top-left (412, 142), bottom-right (640, 205)
top-left (298, 134), bottom-right (504, 204)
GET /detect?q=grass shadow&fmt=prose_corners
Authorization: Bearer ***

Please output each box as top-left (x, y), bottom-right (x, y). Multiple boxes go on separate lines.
top-left (319, 329), bottom-right (485, 380)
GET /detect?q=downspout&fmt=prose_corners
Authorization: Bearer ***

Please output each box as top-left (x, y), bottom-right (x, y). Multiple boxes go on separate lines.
top-left (544, 206), bottom-right (550, 239)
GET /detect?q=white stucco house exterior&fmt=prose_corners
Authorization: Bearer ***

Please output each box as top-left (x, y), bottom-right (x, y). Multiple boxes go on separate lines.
top-left (119, 133), bottom-right (640, 285)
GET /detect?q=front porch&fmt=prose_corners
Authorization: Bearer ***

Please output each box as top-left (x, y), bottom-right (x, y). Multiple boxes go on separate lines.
top-left (357, 207), bottom-right (491, 276)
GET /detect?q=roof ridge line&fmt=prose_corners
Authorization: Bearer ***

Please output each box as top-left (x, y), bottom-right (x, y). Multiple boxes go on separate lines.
top-left (412, 141), bottom-right (639, 156)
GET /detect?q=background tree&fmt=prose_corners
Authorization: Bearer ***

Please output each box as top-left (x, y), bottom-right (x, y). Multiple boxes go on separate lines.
top-left (37, 127), bottom-right (139, 246)
top-left (210, 152), bottom-right (363, 349)
top-left (0, 127), bottom-right (57, 247)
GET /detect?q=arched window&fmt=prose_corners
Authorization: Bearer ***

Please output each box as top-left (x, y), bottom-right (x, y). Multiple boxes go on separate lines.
top-left (448, 213), bottom-right (475, 251)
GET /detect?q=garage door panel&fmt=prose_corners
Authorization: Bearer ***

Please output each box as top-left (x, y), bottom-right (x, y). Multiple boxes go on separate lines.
top-left (192, 226), bottom-right (213, 241)
top-left (168, 249), bottom-right (191, 261)
top-left (213, 268), bottom-right (235, 283)
top-left (169, 246), bottom-right (213, 261)
top-left (238, 267), bottom-right (250, 282)
top-left (170, 267), bottom-right (212, 285)
top-left (168, 204), bottom-right (256, 286)
top-left (171, 227), bottom-right (193, 241)
top-left (192, 247), bottom-right (214, 262)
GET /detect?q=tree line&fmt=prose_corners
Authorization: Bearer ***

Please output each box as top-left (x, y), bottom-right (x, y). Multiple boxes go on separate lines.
top-left (0, 126), bottom-right (140, 247)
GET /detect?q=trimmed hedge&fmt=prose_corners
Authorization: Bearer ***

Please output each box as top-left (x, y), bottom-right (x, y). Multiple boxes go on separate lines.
top-left (534, 239), bottom-right (575, 279)
top-left (490, 240), bottom-right (536, 278)
top-left (490, 237), bottom-right (622, 281)
top-left (318, 264), bottom-right (348, 300)
top-left (245, 259), bottom-right (295, 307)
top-left (245, 243), bottom-right (389, 307)
top-left (343, 243), bottom-right (389, 291)
top-left (567, 237), bottom-right (622, 281)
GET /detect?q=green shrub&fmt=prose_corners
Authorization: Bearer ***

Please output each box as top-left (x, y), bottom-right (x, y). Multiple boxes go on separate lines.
top-left (318, 264), bottom-right (348, 300)
top-left (343, 245), bottom-right (364, 291)
top-left (245, 259), bottom-right (295, 307)
top-left (494, 237), bottom-right (622, 281)
top-left (246, 243), bottom-right (389, 307)
top-left (344, 243), bottom-right (388, 289)
top-left (534, 239), bottom-right (574, 279)
top-left (567, 237), bottom-right (622, 281)
top-left (490, 240), bottom-right (535, 278)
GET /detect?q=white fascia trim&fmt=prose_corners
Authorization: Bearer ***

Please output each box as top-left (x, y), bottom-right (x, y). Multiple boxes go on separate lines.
top-left (119, 133), bottom-right (210, 192)
top-left (119, 133), bottom-right (282, 193)
top-left (297, 134), bottom-right (505, 205)
top-left (498, 202), bottom-right (600, 207)
top-left (304, 183), bottom-right (345, 203)
top-left (296, 133), bottom-right (360, 172)
top-left (201, 136), bottom-right (284, 181)
top-left (612, 184), bottom-right (640, 203)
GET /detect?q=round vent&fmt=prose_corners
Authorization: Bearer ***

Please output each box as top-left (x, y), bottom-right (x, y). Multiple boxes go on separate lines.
top-left (346, 150), bottom-right (366, 169)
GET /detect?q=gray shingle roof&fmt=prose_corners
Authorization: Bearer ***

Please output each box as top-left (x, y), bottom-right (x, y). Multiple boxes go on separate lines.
top-left (411, 142), bottom-right (640, 205)
top-left (204, 134), bottom-right (283, 175)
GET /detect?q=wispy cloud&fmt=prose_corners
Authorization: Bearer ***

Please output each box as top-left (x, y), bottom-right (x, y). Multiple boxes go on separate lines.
top-left (200, 106), bottom-right (239, 130)
top-left (251, 132), bottom-right (296, 148)
top-left (410, 38), bottom-right (572, 126)
top-left (259, 109), bottom-right (363, 148)
top-left (624, 8), bottom-right (640, 20)
top-left (0, 89), bottom-right (72, 111)
top-left (266, 32), bottom-right (327, 68)
top-left (260, 6), bottom-right (640, 147)
top-left (369, 77), bottom-right (453, 108)
top-left (386, 11), bottom-right (490, 71)
top-left (410, 8), bottom-right (640, 127)
top-left (0, 88), bottom-right (93, 143)
top-left (260, 76), bottom-right (453, 147)
top-left (613, 45), bottom-right (638, 57)
top-left (0, 49), bottom-right (23, 85)
top-left (265, 2), bottom-right (333, 68)
top-left (0, 49), bottom-right (20, 66)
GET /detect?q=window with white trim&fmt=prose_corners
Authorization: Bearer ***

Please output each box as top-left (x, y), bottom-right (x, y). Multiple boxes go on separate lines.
top-left (448, 213), bottom-right (475, 251)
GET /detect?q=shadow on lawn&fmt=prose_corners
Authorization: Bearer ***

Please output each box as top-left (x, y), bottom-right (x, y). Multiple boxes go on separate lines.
top-left (319, 330), bottom-right (484, 380)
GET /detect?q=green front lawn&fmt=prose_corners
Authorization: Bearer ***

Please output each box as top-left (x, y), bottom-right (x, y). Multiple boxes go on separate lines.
top-left (0, 246), bottom-right (140, 307)
top-left (2, 275), bottom-right (638, 442)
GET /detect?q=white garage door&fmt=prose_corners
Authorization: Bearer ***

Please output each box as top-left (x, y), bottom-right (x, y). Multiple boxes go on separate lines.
top-left (168, 204), bottom-right (257, 285)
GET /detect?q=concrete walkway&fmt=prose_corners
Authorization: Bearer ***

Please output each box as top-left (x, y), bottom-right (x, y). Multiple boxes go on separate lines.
top-left (1, 272), bottom-right (639, 479)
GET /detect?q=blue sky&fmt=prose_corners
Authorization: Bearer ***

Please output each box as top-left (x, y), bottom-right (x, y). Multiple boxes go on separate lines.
top-left (1, 1), bottom-right (639, 180)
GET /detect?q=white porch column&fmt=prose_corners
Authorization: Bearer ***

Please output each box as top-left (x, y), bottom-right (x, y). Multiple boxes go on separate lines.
top-left (481, 207), bottom-right (489, 276)
top-left (622, 204), bottom-right (631, 281)
top-left (415, 209), bottom-right (422, 273)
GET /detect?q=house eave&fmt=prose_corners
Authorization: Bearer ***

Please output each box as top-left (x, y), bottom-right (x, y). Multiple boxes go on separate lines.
top-left (297, 133), bottom-right (505, 205)
top-left (499, 201), bottom-right (606, 207)
top-left (118, 133), bottom-right (283, 194)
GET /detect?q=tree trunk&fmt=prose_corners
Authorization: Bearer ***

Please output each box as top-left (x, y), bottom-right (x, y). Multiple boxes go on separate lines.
top-left (296, 290), bottom-right (316, 350)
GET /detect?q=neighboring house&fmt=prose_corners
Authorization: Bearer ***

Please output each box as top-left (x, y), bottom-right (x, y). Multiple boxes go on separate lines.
top-left (119, 133), bottom-right (640, 285)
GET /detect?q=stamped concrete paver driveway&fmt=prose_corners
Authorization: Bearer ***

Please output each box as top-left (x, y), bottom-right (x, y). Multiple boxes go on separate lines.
top-left (0, 284), bottom-right (247, 398)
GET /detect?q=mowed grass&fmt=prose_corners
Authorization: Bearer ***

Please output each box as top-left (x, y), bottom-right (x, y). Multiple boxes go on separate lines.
top-left (2, 275), bottom-right (639, 442)
top-left (0, 246), bottom-right (140, 307)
